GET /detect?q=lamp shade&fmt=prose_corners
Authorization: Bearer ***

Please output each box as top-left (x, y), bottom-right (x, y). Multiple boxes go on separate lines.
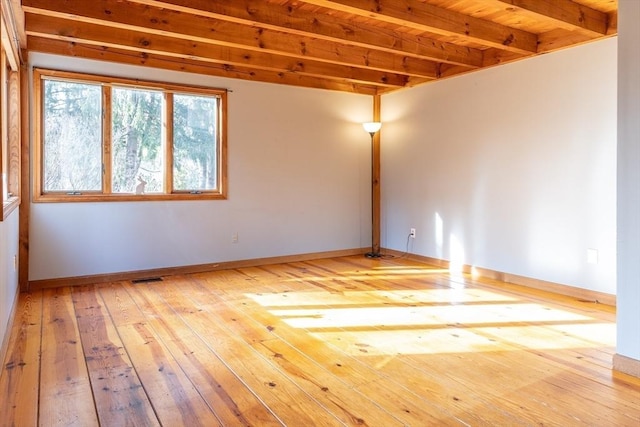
top-left (362, 122), bottom-right (382, 134)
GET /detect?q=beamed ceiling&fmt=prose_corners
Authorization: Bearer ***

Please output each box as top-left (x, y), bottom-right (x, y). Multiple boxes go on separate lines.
top-left (17, 0), bottom-right (617, 94)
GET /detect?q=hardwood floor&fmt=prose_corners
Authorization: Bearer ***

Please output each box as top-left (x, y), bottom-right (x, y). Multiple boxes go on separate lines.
top-left (1, 255), bottom-right (639, 426)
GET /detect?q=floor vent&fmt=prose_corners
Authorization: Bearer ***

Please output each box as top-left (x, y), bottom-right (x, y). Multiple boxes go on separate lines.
top-left (131, 277), bottom-right (163, 284)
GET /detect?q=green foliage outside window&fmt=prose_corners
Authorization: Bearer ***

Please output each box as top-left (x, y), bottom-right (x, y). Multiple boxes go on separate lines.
top-left (36, 69), bottom-right (226, 201)
top-left (43, 80), bottom-right (102, 192)
top-left (111, 87), bottom-right (163, 193)
top-left (173, 93), bottom-right (218, 191)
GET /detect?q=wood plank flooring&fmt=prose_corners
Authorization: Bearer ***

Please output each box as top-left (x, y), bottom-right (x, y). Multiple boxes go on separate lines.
top-left (1, 255), bottom-right (639, 426)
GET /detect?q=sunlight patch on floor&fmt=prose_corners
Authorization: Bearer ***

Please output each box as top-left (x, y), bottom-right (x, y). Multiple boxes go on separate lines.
top-left (280, 271), bottom-right (451, 284)
top-left (269, 303), bottom-right (593, 330)
top-left (308, 322), bottom-right (613, 356)
top-left (245, 283), bottom-right (613, 355)
top-left (245, 288), bottom-right (518, 308)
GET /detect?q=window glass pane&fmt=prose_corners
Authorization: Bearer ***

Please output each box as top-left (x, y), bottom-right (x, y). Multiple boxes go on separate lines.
top-left (112, 87), bottom-right (163, 194)
top-left (36, 69), bottom-right (226, 201)
top-left (173, 93), bottom-right (218, 191)
top-left (2, 61), bottom-right (6, 201)
top-left (43, 80), bottom-right (102, 192)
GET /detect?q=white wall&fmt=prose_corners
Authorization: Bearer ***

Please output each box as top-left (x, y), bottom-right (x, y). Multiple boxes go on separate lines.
top-left (0, 208), bottom-right (19, 351)
top-left (616, 0), bottom-right (640, 362)
top-left (381, 38), bottom-right (617, 294)
top-left (29, 53), bottom-right (373, 280)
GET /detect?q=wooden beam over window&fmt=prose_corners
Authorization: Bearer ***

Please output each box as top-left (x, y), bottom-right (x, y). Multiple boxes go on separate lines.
top-left (27, 37), bottom-right (381, 95)
top-left (25, 14), bottom-right (410, 89)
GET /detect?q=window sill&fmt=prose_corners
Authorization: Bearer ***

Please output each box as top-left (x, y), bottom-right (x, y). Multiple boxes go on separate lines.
top-left (32, 192), bottom-right (226, 203)
top-left (2, 196), bottom-right (20, 220)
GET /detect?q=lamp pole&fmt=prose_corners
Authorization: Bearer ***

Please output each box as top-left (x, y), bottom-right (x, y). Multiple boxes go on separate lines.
top-left (362, 122), bottom-right (381, 258)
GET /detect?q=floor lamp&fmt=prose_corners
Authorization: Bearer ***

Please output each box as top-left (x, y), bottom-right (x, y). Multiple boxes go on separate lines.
top-left (363, 121), bottom-right (382, 258)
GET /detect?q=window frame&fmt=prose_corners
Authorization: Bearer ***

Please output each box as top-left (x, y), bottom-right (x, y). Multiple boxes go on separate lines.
top-left (1, 46), bottom-right (20, 220)
top-left (33, 68), bottom-right (227, 203)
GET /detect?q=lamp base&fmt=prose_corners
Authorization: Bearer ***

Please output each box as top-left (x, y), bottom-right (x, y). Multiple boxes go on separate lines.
top-left (364, 252), bottom-right (382, 259)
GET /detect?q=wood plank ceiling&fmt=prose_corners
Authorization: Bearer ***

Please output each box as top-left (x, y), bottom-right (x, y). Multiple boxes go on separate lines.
top-left (19, 0), bottom-right (618, 94)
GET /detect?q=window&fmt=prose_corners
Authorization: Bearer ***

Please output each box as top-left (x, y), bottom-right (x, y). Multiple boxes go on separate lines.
top-left (1, 52), bottom-right (6, 203)
top-left (1, 47), bottom-right (20, 220)
top-left (34, 69), bottom-right (227, 202)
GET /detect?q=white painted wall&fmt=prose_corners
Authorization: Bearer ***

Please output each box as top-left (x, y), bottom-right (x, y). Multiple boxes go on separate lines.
top-left (381, 38), bottom-right (617, 294)
top-left (28, 53), bottom-right (373, 280)
top-left (616, 0), bottom-right (640, 361)
top-left (0, 208), bottom-right (19, 350)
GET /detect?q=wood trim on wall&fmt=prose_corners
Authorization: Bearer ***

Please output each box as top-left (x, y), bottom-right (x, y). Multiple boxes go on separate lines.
top-left (383, 248), bottom-right (616, 307)
top-left (371, 94), bottom-right (381, 254)
top-left (102, 85), bottom-right (112, 194)
top-left (28, 244), bottom-right (617, 311)
top-left (1, 52), bottom-right (20, 221)
top-left (0, 0), bottom-right (20, 71)
top-left (613, 353), bottom-right (640, 379)
top-left (28, 247), bottom-right (368, 291)
top-left (7, 59), bottom-right (20, 201)
top-left (164, 91), bottom-right (173, 193)
top-left (18, 62), bottom-right (29, 292)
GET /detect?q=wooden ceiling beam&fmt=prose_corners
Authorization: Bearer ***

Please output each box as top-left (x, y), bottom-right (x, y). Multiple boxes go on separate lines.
top-left (27, 36), bottom-right (380, 95)
top-left (17, 1), bottom-right (618, 95)
top-left (493, 0), bottom-right (610, 37)
top-left (536, 28), bottom-right (596, 54)
top-left (606, 11), bottom-right (617, 36)
top-left (299, 0), bottom-right (539, 54)
top-left (25, 14), bottom-right (410, 88)
top-left (482, 48), bottom-right (526, 67)
top-left (126, 0), bottom-right (483, 68)
top-left (22, 0), bottom-right (442, 81)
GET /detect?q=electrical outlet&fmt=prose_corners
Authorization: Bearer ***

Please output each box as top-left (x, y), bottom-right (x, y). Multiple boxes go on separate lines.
top-left (232, 232), bottom-right (238, 243)
top-left (410, 228), bottom-right (416, 238)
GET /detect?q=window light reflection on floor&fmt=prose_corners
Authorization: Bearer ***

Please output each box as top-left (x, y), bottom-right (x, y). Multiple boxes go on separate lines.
top-left (279, 268), bottom-right (451, 285)
top-left (268, 303), bottom-right (593, 330)
top-left (245, 287), bottom-right (613, 356)
top-left (246, 288), bottom-right (518, 308)
top-left (308, 322), bottom-right (614, 357)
